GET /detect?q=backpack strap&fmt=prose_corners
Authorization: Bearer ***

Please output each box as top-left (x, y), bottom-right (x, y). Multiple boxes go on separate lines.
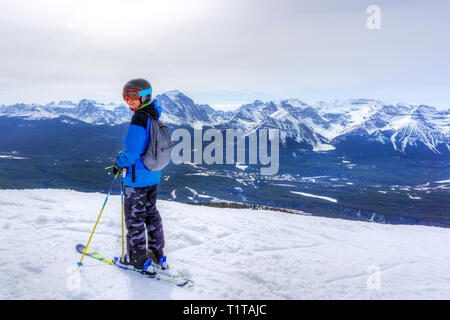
top-left (138, 106), bottom-right (159, 121)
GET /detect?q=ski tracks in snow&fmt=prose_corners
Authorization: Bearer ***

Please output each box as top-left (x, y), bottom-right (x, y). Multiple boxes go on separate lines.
top-left (1, 189), bottom-right (450, 299)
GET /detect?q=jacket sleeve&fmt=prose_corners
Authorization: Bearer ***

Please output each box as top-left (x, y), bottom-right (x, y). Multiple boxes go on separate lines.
top-left (116, 113), bottom-right (148, 168)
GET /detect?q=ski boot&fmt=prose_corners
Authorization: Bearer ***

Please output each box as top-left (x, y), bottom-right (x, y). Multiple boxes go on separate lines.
top-left (115, 253), bottom-right (155, 273)
top-left (146, 248), bottom-right (169, 270)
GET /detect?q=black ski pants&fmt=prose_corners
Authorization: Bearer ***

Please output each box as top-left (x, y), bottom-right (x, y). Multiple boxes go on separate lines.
top-left (124, 184), bottom-right (165, 259)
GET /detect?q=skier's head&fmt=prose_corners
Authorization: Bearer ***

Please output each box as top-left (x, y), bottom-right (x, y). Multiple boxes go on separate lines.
top-left (122, 78), bottom-right (152, 112)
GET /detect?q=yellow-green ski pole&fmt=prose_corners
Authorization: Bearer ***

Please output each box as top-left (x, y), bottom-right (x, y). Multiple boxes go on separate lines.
top-left (77, 172), bottom-right (120, 267)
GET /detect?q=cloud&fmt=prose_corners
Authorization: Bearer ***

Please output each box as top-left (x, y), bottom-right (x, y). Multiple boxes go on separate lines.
top-left (0, 0), bottom-right (449, 110)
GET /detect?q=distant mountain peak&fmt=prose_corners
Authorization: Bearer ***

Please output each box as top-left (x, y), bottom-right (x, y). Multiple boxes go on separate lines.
top-left (78, 99), bottom-right (97, 104)
top-left (161, 90), bottom-right (189, 100)
top-left (282, 98), bottom-right (308, 108)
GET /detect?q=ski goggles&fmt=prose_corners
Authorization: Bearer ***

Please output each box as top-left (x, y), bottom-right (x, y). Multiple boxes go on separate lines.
top-left (122, 88), bottom-right (152, 102)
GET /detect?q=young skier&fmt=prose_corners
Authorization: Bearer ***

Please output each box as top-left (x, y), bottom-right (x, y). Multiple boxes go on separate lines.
top-left (113, 78), bottom-right (169, 271)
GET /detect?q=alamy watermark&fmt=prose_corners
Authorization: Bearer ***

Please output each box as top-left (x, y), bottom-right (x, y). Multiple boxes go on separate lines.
top-left (367, 5), bottom-right (381, 30)
top-left (171, 123), bottom-right (280, 175)
top-left (366, 264), bottom-right (381, 290)
top-left (66, 265), bottom-right (81, 291)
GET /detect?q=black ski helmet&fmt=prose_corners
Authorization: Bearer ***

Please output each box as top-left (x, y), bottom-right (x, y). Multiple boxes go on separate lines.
top-left (123, 78), bottom-right (152, 105)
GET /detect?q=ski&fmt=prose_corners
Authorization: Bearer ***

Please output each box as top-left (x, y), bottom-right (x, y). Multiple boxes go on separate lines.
top-left (75, 244), bottom-right (193, 287)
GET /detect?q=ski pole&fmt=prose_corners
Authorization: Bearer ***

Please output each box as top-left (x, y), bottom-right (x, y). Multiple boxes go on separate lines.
top-left (120, 172), bottom-right (125, 257)
top-left (77, 172), bottom-right (120, 267)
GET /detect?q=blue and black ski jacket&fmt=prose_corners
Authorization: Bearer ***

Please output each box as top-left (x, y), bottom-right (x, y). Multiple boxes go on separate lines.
top-left (117, 100), bottom-right (162, 187)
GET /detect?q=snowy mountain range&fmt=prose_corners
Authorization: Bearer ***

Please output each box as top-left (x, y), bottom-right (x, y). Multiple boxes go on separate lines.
top-left (1, 90), bottom-right (448, 155)
top-left (0, 99), bottom-right (131, 125)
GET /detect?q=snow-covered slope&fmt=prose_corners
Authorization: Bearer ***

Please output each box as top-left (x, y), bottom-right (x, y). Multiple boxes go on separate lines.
top-left (1, 189), bottom-right (449, 299)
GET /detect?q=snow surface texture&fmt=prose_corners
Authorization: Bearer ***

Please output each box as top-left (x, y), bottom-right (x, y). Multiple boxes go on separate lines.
top-left (1, 189), bottom-right (450, 300)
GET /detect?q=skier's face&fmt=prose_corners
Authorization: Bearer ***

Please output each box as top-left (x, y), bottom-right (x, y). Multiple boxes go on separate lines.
top-left (127, 99), bottom-right (141, 111)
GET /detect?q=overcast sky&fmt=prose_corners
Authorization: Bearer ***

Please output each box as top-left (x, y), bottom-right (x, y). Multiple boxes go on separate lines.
top-left (0, 0), bottom-right (449, 110)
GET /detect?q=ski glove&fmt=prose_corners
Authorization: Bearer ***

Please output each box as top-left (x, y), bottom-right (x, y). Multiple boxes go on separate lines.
top-left (113, 163), bottom-right (124, 175)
